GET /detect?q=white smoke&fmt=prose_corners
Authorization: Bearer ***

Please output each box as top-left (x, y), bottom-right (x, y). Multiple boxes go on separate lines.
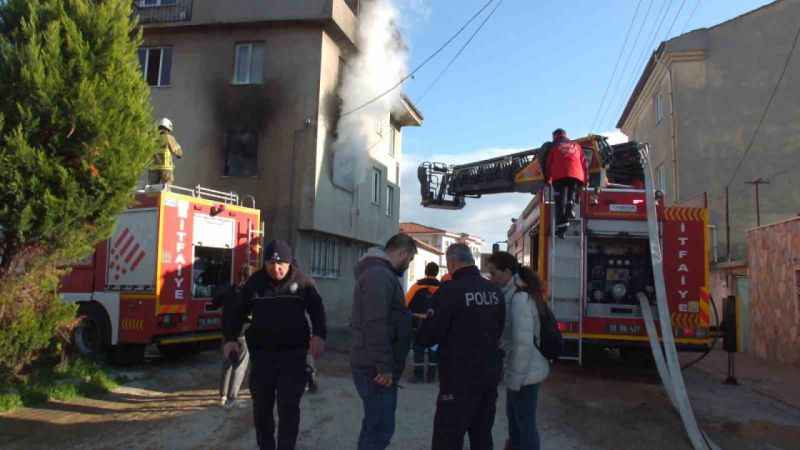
top-left (332, 0), bottom-right (409, 191)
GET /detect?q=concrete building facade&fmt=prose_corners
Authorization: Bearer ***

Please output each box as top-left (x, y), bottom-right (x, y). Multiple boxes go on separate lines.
top-left (135, 0), bottom-right (422, 327)
top-left (399, 222), bottom-right (486, 288)
top-left (617, 0), bottom-right (800, 262)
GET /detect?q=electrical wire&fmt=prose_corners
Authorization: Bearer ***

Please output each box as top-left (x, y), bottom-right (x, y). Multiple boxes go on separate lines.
top-left (590, 0), bottom-right (643, 132)
top-left (680, 295), bottom-right (720, 370)
top-left (417, 0), bottom-right (504, 102)
top-left (725, 19), bottom-right (800, 188)
top-left (680, 0), bottom-right (703, 35)
top-left (340, 0), bottom-right (498, 118)
top-left (596, 0), bottom-right (655, 130)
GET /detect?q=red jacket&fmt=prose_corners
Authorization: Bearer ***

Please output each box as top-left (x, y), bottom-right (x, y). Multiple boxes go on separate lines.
top-left (547, 140), bottom-right (587, 184)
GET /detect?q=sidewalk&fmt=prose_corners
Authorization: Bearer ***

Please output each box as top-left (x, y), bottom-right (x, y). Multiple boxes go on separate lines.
top-left (688, 349), bottom-right (800, 410)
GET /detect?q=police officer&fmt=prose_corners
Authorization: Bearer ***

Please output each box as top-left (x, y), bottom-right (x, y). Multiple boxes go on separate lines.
top-left (416, 243), bottom-right (506, 450)
top-left (224, 240), bottom-right (327, 450)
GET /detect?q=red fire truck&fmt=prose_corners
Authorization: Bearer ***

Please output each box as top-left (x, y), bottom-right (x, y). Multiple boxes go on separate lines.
top-left (418, 136), bottom-right (714, 364)
top-left (60, 185), bottom-right (262, 363)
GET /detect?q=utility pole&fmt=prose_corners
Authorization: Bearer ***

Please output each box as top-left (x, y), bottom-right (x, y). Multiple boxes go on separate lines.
top-left (725, 187), bottom-right (731, 261)
top-left (745, 177), bottom-right (770, 226)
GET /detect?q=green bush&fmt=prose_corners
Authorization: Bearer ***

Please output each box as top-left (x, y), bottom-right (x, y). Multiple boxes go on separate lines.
top-left (0, 0), bottom-right (156, 381)
top-left (0, 357), bottom-right (121, 412)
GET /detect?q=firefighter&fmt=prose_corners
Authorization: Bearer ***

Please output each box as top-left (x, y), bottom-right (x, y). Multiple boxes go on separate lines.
top-left (148, 117), bottom-right (183, 185)
top-left (224, 240), bottom-right (327, 450)
top-left (545, 128), bottom-right (587, 237)
top-left (417, 243), bottom-right (506, 450)
top-left (405, 262), bottom-right (441, 383)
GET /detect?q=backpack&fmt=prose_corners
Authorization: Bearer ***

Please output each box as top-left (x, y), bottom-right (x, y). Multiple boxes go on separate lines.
top-left (531, 294), bottom-right (563, 361)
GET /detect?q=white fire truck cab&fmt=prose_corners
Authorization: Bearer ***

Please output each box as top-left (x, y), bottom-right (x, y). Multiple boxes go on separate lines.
top-left (60, 184), bottom-right (262, 363)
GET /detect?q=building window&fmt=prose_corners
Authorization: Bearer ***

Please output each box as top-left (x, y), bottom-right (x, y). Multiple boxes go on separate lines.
top-left (312, 235), bottom-right (340, 278)
top-left (386, 185), bottom-right (395, 216)
top-left (233, 43), bottom-right (264, 85)
top-left (224, 130), bottom-right (258, 177)
top-left (371, 168), bottom-right (382, 205)
top-left (138, 47), bottom-right (172, 87)
top-left (654, 94), bottom-right (665, 125)
top-left (139, 0), bottom-right (177, 6)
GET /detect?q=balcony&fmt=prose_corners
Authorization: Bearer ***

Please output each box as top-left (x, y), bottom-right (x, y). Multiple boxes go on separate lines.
top-left (134, 0), bottom-right (193, 25)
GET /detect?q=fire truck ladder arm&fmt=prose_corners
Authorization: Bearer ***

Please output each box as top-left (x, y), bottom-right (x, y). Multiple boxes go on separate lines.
top-left (640, 144), bottom-right (719, 450)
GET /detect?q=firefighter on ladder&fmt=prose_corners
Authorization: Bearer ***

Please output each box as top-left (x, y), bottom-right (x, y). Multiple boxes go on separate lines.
top-left (148, 117), bottom-right (183, 185)
top-left (543, 128), bottom-right (587, 238)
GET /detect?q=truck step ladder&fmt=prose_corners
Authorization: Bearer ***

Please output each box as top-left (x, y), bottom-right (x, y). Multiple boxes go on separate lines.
top-left (546, 185), bottom-right (585, 365)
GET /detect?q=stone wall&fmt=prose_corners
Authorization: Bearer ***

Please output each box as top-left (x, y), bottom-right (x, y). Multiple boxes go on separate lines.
top-left (747, 216), bottom-right (800, 366)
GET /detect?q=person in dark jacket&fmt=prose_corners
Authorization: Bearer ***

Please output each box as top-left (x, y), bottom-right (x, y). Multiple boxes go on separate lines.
top-left (417, 243), bottom-right (506, 450)
top-left (405, 262), bottom-right (441, 383)
top-left (350, 233), bottom-right (416, 450)
top-left (546, 128), bottom-right (587, 237)
top-left (224, 240), bottom-right (327, 450)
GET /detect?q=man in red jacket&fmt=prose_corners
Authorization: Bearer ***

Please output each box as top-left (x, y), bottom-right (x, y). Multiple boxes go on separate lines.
top-left (546, 128), bottom-right (587, 237)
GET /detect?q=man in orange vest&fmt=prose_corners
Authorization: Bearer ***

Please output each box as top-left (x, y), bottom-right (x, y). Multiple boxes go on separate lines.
top-left (546, 128), bottom-right (587, 237)
top-left (405, 262), bottom-right (441, 383)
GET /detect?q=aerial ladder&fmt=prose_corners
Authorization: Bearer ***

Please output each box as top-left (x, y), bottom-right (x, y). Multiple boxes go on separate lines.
top-left (417, 136), bottom-right (718, 450)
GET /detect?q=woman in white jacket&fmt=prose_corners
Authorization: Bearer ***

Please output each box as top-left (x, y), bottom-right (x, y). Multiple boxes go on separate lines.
top-left (487, 252), bottom-right (550, 450)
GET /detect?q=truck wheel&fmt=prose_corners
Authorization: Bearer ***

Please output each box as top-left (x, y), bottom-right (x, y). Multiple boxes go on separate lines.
top-left (110, 344), bottom-right (146, 365)
top-left (73, 303), bottom-right (111, 359)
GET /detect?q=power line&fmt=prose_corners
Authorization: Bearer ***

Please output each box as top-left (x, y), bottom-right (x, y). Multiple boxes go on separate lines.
top-left (596, 0), bottom-right (655, 130)
top-left (590, 0), bottom-right (643, 132)
top-left (340, 0), bottom-right (498, 118)
top-left (725, 19), bottom-right (800, 188)
top-left (614, 0), bottom-right (675, 120)
top-left (417, 0), bottom-right (504, 102)
top-left (680, 0), bottom-right (702, 35)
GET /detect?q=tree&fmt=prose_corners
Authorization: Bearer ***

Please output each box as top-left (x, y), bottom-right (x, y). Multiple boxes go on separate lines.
top-left (0, 0), bottom-right (156, 380)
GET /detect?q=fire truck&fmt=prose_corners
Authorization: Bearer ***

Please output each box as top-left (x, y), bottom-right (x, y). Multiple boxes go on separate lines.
top-left (60, 184), bottom-right (262, 364)
top-left (418, 136), bottom-right (714, 364)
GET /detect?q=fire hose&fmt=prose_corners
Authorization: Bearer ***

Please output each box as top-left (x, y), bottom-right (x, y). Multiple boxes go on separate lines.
top-left (639, 145), bottom-right (720, 450)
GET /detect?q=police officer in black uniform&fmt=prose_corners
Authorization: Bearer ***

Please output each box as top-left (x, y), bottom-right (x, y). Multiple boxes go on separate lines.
top-left (416, 243), bottom-right (506, 450)
top-left (224, 240), bottom-right (327, 450)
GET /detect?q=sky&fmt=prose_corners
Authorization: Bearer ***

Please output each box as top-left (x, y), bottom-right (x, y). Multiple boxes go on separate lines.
top-left (391, 0), bottom-right (775, 249)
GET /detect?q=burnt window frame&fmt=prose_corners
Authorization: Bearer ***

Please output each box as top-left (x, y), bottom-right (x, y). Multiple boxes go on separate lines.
top-left (223, 129), bottom-right (259, 177)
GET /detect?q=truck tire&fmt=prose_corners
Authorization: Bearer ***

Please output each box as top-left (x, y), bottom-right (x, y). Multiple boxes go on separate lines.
top-left (110, 344), bottom-right (146, 365)
top-left (73, 303), bottom-right (111, 359)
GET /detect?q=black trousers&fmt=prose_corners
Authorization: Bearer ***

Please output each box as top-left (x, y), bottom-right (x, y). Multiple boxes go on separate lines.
top-left (431, 387), bottom-right (498, 450)
top-left (250, 349), bottom-right (307, 450)
top-left (553, 178), bottom-right (582, 227)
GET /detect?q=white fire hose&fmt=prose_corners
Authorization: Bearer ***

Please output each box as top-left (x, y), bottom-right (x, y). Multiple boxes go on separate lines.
top-left (639, 145), bottom-right (720, 450)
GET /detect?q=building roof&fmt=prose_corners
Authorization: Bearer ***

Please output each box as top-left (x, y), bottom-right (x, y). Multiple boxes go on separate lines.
top-left (400, 222), bottom-right (446, 234)
top-left (616, 0), bottom-right (785, 129)
top-left (412, 237), bottom-right (443, 255)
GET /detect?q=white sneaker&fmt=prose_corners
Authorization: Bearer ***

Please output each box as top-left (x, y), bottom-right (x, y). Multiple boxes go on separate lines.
top-left (225, 398), bottom-right (247, 409)
top-left (220, 396), bottom-right (227, 407)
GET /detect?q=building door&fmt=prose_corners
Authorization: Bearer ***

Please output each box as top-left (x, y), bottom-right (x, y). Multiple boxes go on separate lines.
top-left (735, 276), bottom-right (751, 353)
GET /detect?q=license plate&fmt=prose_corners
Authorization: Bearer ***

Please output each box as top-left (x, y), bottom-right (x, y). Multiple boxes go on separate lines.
top-left (198, 317), bottom-right (221, 328)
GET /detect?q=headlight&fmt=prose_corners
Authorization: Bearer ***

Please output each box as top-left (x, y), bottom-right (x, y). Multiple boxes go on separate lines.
top-left (612, 283), bottom-right (627, 300)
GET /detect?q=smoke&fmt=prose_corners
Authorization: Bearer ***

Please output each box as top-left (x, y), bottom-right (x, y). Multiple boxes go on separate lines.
top-left (332, 0), bottom-right (408, 191)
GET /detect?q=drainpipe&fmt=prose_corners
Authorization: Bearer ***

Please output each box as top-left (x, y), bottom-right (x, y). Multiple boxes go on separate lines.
top-left (665, 53), bottom-right (681, 202)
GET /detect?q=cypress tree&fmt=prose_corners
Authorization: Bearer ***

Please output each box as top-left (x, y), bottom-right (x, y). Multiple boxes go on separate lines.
top-left (0, 0), bottom-right (156, 379)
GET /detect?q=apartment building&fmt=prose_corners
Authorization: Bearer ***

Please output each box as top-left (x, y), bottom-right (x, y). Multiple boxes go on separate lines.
top-left (135, 0), bottom-right (422, 327)
top-left (616, 0), bottom-right (800, 262)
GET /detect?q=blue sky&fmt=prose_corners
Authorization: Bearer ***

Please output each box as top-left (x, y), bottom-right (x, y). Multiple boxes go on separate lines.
top-left (394, 0), bottom-right (775, 249)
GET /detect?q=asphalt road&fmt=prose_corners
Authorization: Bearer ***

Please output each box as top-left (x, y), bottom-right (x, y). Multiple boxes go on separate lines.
top-left (1, 347), bottom-right (799, 450)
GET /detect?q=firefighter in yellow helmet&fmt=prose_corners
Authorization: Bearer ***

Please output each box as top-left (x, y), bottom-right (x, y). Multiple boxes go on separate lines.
top-left (148, 117), bottom-right (183, 185)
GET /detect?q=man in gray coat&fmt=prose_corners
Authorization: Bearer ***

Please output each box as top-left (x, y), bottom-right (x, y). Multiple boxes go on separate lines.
top-left (350, 233), bottom-right (416, 450)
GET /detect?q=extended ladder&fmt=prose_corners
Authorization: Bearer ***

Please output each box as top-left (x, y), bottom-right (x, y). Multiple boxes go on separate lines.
top-left (546, 185), bottom-right (585, 365)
